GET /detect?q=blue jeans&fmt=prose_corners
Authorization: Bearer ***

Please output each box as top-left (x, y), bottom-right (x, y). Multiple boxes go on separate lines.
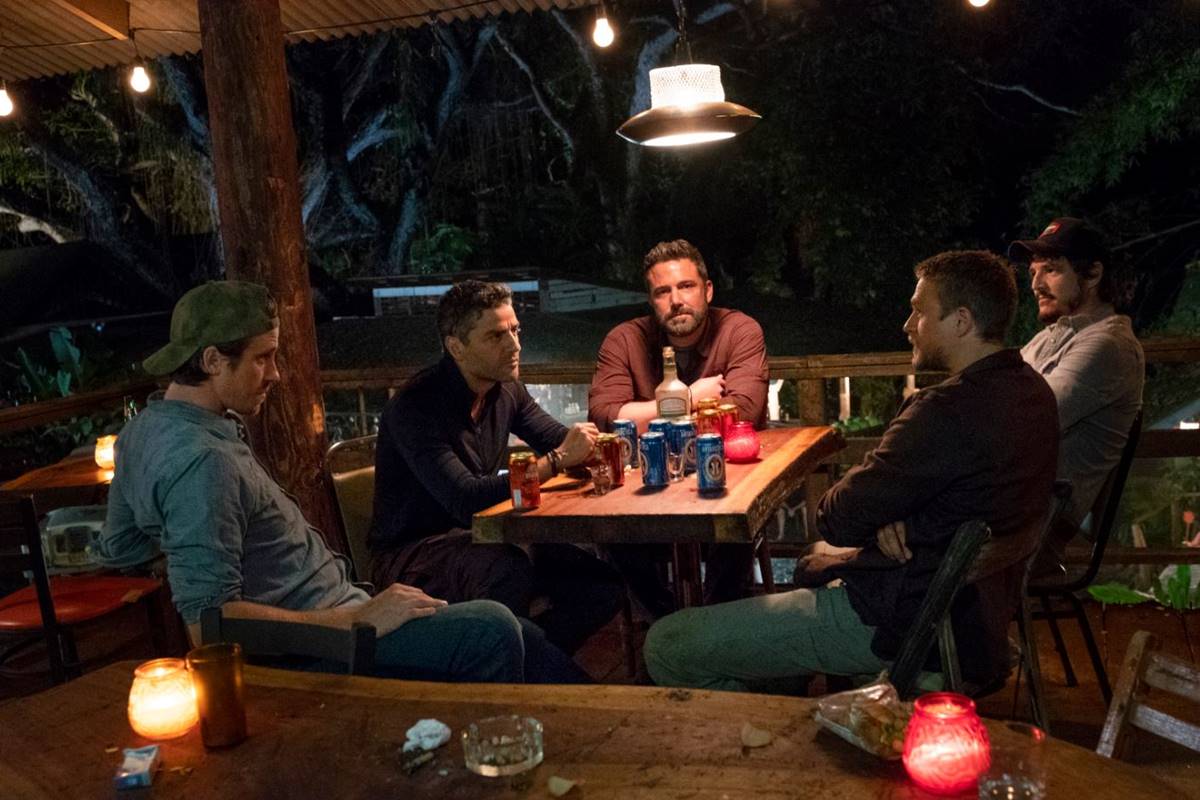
top-left (368, 600), bottom-right (589, 683)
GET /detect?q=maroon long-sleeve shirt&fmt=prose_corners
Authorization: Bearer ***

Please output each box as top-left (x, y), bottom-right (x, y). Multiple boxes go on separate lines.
top-left (587, 307), bottom-right (769, 430)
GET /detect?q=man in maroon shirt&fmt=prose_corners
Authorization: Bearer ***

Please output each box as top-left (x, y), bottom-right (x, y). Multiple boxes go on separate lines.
top-left (589, 239), bottom-right (769, 431)
top-left (588, 240), bottom-right (769, 616)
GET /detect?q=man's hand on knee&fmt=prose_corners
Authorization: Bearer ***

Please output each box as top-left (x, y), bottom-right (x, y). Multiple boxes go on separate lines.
top-left (354, 583), bottom-right (448, 637)
top-left (876, 521), bottom-right (911, 563)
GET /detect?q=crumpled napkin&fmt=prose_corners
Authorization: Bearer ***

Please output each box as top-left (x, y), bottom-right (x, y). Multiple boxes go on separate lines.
top-left (403, 719), bottom-right (451, 753)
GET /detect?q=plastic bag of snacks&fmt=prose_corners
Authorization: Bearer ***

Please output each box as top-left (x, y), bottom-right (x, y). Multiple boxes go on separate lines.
top-left (813, 674), bottom-right (912, 760)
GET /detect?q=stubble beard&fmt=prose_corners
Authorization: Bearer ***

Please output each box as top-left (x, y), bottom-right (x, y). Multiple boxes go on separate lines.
top-left (660, 305), bottom-right (707, 338)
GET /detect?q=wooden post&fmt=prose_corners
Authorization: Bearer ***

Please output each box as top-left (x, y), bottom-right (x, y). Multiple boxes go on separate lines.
top-left (196, 0), bottom-right (343, 552)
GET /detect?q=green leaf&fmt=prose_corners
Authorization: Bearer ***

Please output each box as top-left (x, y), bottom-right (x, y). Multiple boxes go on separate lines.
top-left (48, 327), bottom-right (82, 385)
top-left (1087, 583), bottom-right (1153, 605)
top-left (1166, 565), bottom-right (1191, 611)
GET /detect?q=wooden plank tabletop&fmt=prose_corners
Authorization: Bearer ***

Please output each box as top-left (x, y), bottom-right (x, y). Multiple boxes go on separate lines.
top-left (0, 661), bottom-right (1176, 799)
top-left (473, 426), bottom-right (844, 545)
top-left (0, 452), bottom-right (113, 493)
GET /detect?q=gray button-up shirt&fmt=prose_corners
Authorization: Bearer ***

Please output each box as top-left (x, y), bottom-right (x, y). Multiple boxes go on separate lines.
top-left (98, 399), bottom-right (367, 624)
top-left (1021, 306), bottom-right (1144, 527)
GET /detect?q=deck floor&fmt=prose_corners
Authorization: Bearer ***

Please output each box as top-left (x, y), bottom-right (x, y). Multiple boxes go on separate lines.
top-left (4, 597), bottom-right (1197, 795)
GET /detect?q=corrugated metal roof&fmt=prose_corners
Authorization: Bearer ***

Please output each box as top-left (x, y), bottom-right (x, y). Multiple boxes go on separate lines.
top-left (0, 0), bottom-right (590, 81)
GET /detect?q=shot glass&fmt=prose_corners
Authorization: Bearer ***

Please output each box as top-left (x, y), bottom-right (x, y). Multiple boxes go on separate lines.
top-left (588, 462), bottom-right (613, 495)
top-left (186, 642), bottom-right (247, 748)
top-left (977, 722), bottom-right (1046, 800)
top-left (667, 450), bottom-right (685, 482)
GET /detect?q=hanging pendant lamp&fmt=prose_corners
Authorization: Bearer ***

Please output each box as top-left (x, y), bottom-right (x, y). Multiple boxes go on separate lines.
top-left (617, 0), bottom-right (760, 147)
top-left (617, 63), bottom-right (760, 146)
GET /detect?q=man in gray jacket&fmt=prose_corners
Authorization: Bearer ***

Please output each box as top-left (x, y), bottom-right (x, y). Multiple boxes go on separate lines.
top-left (1009, 218), bottom-right (1144, 569)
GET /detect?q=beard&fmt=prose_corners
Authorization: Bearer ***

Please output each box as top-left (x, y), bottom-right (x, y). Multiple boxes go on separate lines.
top-left (1036, 286), bottom-right (1083, 324)
top-left (659, 304), bottom-right (707, 337)
top-left (912, 342), bottom-right (948, 372)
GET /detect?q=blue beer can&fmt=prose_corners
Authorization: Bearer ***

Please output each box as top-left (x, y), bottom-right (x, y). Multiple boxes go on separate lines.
top-left (696, 433), bottom-right (726, 493)
top-left (612, 419), bottom-right (638, 469)
top-left (647, 418), bottom-right (672, 436)
top-left (639, 432), bottom-right (668, 487)
top-left (669, 418), bottom-right (697, 473)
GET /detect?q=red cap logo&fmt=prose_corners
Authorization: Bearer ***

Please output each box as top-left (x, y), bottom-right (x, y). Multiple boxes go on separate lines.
top-left (1040, 222), bottom-right (1060, 237)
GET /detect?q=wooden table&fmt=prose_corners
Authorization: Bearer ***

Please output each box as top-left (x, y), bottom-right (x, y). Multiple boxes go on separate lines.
top-left (0, 452), bottom-right (113, 511)
top-left (0, 661), bottom-right (1176, 799)
top-left (474, 426), bottom-right (843, 606)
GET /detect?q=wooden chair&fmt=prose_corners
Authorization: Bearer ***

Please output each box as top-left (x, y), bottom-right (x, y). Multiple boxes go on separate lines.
top-left (199, 606), bottom-right (377, 676)
top-left (1029, 411), bottom-right (1143, 705)
top-left (889, 519), bottom-right (992, 698)
top-left (1097, 630), bottom-right (1200, 760)
top-left (325, 435), bottom-right (377, 583)
top-left (0, 493), bottom-right (163, 684)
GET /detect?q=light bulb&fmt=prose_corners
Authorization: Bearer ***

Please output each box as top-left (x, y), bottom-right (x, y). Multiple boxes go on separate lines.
top-left (968, 0), bottom-right (990, 7)
top-left (129, 65), bottom-right (151, 93)
top-left (593, 16), bottom-right (614, 48)
top-left (0, 88), bottom-right (13, 117)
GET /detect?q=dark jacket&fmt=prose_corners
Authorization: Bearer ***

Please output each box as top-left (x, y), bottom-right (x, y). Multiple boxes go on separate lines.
top-left (817, 348), bottom-right (1059, 684)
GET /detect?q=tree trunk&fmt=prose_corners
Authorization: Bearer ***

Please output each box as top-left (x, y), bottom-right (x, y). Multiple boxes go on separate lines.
top-left (197, 0), bottom-right (344, 554)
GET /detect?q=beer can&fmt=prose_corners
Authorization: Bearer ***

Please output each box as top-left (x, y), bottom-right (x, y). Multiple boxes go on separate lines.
top-left (508, 451), bottom-right (541, 509)
top-left (696, 434), bottom-right (726, 493)
top-left (638, 432), bottom-right (668, 487)
top-left (596, 433), bottom-right (625, 487)
top-left (717, 403), bottom-right (740, 438)
top-left (668, 418), bottom-right (697, 474)
top-left (697, 408), bottom-right (722, 436)
top-left (612, 419), bottom-right (637, 469)
top-left (695, 397), bottom-right (720, 414)
top-left (647, 418), bottom-right (671, 436)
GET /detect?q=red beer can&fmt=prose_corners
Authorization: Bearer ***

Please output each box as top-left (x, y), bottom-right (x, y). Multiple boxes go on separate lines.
top-left (508, 451), bottom-right (541, 509)
top-left (597, 433), bottom-right (624, 487)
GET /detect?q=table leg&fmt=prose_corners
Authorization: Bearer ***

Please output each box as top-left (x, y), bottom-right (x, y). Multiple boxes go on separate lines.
top-left (671, 543), bottom-right (703, 608)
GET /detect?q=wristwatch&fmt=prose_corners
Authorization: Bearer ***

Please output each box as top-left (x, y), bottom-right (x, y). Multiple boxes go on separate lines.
top-left (547, 448), bottom-right (564, 476)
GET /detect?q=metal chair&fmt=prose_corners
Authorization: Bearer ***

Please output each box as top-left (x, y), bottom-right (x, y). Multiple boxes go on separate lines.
top-left (1029, 411), bottom-right (1143, 705)
top-left (1097, 630), bottom-right (1200, 760)
top-left (200, 606), bottom-right (376, 676)
top-left (889, 520), bottom-right (992, 698)
top-left (325, 435), bottom-right (378, 583)
top-left (0, 493), bottom-right (162, 684)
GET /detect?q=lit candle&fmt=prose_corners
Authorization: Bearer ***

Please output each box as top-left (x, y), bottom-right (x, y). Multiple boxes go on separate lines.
top-left (94, 435), bottom-right (117, 470)
top-left (902, 692), bottom-right (990, 795)
top-left (724, 421), bottom-right (761, 463)
top-left (127, 658), bottom-right (198, 740)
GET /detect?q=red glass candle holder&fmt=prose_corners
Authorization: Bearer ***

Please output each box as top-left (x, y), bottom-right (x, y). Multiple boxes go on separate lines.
top-left (724, 421), bottom-right (761, 463)
top-left (902, 692), bottom-right (990, 796)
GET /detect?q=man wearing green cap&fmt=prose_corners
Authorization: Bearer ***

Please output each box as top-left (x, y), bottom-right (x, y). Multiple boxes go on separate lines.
top-left (97, 280), bottom-right (584, 683)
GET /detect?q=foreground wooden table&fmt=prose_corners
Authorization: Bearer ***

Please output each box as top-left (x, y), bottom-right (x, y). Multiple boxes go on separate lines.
top-left (0, 451), bottom-right (112, 511)
top-left (0, 661), bottom-right (1175, 799)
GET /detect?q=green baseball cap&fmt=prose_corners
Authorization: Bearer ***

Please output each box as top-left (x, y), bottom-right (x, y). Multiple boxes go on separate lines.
top-left (143, 281), bottom-right (279, 376)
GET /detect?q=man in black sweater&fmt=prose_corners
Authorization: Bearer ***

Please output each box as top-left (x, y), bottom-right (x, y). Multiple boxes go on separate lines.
top-left (370, 280), bottom-right (623, 656)
top-left (645, 251), bottom-right (1059, 691)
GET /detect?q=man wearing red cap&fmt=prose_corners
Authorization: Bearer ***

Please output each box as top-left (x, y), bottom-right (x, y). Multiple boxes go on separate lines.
top-left (1008, 218), bottom-right (1144, 569)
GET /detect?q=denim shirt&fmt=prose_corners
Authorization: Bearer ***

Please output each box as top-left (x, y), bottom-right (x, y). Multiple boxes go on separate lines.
top-left (97, 399), bottom-right (367, 624)
top-left (1021, 307), bottom-right (1144, 526)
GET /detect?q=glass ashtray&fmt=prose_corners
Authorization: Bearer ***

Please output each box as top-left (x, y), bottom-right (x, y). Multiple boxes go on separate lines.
top-left (462, 715), bottom-right (544, 777)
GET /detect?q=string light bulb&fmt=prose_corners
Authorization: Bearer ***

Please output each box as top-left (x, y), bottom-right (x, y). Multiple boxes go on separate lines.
top-left (968, 0), bottom-right (991, 7)
top-left (129, 63), bottom-right (151, 93)
top-left (0, 84), bottom-right (13, 117)
top-left (593, 9), bottom-right (615, 48)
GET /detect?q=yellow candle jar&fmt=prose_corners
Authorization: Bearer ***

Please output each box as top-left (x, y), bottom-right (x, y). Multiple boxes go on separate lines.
top-left (127, 658), bottom-right (198, 740)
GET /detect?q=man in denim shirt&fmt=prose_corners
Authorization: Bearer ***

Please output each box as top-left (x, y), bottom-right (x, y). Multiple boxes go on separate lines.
top-left (1009, 218), bottom-right (1145, 568)
top-left (98, 281), bottom-right (582, 682)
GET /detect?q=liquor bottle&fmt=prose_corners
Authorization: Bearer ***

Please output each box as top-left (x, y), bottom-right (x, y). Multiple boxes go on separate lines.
top-left (655, 346), bottom-right (691, 419)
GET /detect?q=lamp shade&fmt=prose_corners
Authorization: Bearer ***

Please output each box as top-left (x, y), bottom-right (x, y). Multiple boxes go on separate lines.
top-left (617, 64), bottom-right (760, 147)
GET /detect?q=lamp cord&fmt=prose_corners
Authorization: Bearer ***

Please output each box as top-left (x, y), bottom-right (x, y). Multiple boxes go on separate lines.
top-left (672, 0), bottom-right (694, 63)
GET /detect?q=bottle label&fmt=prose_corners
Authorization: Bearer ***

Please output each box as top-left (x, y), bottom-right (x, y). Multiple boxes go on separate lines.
top-left (658, 397), bottom-right (687, 417)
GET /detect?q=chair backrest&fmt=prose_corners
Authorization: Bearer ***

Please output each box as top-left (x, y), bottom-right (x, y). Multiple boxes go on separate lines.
top-left (889, 519), bottom-right (991, 698)
top-left (325, 435), bottom-right (377, 583)
top-left (199, 607), bottom-right (377, 676)
top-left (1074, 410), bottom-right (1143, 589)
top-left (0, 493), bottom-right (67, 681)
top-left (1097, 630), bottom-right (1200, 759)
